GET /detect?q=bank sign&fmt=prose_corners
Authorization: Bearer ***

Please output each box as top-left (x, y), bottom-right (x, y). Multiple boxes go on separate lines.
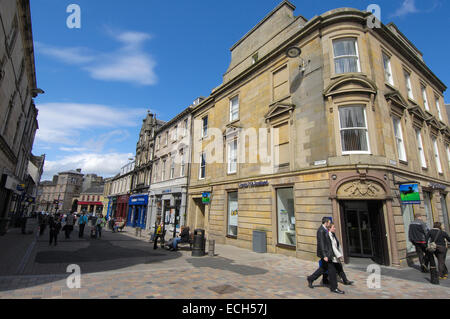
top-left (399, 184), bottom-right (421, 205)
top-left (239, 181), bottom-right (269, 189)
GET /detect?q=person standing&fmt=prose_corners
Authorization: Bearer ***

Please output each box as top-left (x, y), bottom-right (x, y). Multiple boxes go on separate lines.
top-left (329, 222), bottom-right (353, 286)
top-left (49, 214), bottom-right (62, 246)
top-left (408, 214), bottom-right (430, 273)
top-left (95, 214), bottom-right (106, 239)
top-left (307, 217), bottom-right (344, 294)
top-left (78, 212), bottom-right (88, 238)
top-left (426, 222), bottom-right (449, 280)
top-left (39, 212), bottom-right (48, 236)
top-left (65, 212), bottom-right (75, 239)
top-left (153, 222), bottom-right (163, 250)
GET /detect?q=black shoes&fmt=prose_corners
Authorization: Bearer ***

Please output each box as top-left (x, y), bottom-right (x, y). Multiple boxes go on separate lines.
top-left (343, 280), bottom-right (354, 286)
top-left (307, 277), bottom-right (314, 289)
top-left (331, 288), bottom-right (345, 294)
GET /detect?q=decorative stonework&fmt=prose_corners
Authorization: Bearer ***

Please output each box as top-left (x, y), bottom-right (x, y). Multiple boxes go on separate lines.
top-left (337, 180), bottom-right (386, 199)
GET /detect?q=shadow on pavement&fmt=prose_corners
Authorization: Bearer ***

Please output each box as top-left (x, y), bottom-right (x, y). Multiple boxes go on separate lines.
top-left (186, 256), bottom-right (268, 276)
top-left (0, 226), bottom-right (184, 293)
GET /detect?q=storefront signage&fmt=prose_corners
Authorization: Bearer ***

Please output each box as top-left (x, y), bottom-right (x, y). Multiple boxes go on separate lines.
top-left (429, 183), bottom-right (447, 191)
top-left (202, 192), bottom-right (211, 204)
top-left (162, 189), bottom-right (172, 194)
top-left (129, 195), bottom-right (148, 205)
top-left (400, 184), bottom-right (421, 204)
top-left (239, 181), bottom-right (269, 189)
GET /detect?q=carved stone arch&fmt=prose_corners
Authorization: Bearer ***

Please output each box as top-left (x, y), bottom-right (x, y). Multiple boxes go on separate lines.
top-left (336, 178), bottom-right (387, 200)
top-left (324, 74), bottom-right (378, 98)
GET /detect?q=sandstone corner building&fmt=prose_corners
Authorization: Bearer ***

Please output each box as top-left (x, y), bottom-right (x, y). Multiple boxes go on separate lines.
top-left (186, 1), bottom-right (450, 267)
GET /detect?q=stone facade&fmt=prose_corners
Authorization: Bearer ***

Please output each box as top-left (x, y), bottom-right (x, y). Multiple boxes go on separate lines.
top-left (0, 0), bottom-right (41, 233)
top-left (186, 1), bottom-right (450, 267)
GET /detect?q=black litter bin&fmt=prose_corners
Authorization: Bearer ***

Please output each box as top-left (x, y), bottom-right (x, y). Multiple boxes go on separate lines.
top-left (192, 229), bottom-right (206, 257)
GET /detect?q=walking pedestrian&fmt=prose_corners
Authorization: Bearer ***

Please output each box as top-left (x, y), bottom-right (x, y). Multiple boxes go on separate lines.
top-left (78, 212), bottom-right (88, 238)
top-left (329, 222), bottom-right (353, 286)
top-left (49, 214), bottom-right (62, 246)
top-left (307, 217), bottom-right (344, 294)
top-left (426, 222), bottom-right (449, 280)
top-left (408, 214), bottom-right (430, 273)
top-left (95, 214), bottom-right (106, 239)
top-left (39, 212), bottom-right (48, 236)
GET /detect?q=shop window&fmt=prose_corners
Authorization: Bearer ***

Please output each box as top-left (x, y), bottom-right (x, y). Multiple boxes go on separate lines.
top-left (229, 96), bottom-right (239, 122)
top-left (441, 194), bottom-right (450, 233)
top-left (277, 188), bottom-right (296, 246)
top-left (273, 65), bottom-right (289, 101)
top-left (401, 204), bottom-right (416, 254)
top-left (393, 117), bottom-right (407, 162)
top-left (339, 105), bottom-right (369, 154)
top-left (333, 38), bottom-right (360, 74)
top-left (273, 121), bottom-right (290, 167)
top-left (382, 53), bottom-right (394, 85)
top-left (416, 130), bottom-right (427, 168)
top-left (423, 191), bottom-right (434, 229)
top-left (227, 192), bottom-right (238, 237)
top-left (432, 137), bottom-right (443, 174)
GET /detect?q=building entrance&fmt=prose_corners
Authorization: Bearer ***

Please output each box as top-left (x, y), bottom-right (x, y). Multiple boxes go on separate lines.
top-left (340, 200), bottom-right (389, 265)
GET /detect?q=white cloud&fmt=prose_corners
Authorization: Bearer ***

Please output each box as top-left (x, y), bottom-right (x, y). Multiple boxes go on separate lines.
top-left (42, 152), bottom-right (133, 181)
top-left (391, 0), bottom-right (419, 17)
top-left (36, 30), bottom-right (157, 86)
top-left (35, 102), bottom-right (145, 146)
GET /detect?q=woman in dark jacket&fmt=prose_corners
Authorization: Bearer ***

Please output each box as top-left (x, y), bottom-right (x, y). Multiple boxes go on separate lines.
top-left (426, 222), bottom-right (450, 280)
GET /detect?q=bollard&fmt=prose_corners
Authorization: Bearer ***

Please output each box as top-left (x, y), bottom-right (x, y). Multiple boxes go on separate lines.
top-left (208, 240), bottom-right (215, 257)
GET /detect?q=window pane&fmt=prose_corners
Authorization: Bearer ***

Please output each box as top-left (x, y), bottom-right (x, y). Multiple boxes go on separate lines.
top-left (333, 38), bottom-right (356, 56)
top-left (277, 188), bottom-right (295, 246)
top-left (228, 192), bottom-right (238, 236)
top-left (341, 129), bottom-right (368, 152)
top-left (334, 57), bottom-right (358, 74)
top-left (339, 106), bottom-right (366, 128)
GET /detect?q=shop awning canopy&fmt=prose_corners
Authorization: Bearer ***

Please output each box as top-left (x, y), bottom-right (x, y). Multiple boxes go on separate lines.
top-left (78, 202), bottom-right (103, 206)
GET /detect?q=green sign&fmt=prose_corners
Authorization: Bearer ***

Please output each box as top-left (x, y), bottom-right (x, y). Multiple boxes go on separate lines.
top-left (202, 192), bottom-right (211, 204)
top-left (400, 184), bottom-right (421, 204)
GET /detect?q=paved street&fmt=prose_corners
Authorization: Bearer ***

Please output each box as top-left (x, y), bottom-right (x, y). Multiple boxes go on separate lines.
top-left (0, 219), bottom-right (449, 299)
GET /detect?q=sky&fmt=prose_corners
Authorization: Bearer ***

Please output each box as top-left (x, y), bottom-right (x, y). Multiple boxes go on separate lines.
top-left (30, 0), bottom-right (450, 181)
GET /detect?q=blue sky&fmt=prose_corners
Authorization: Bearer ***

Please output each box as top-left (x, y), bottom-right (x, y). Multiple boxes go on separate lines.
top-left (31, 0), bottom-right (450, 180)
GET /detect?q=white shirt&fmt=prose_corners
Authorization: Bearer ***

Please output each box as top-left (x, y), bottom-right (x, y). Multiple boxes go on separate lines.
top-left (329, 232), bottom-right (343, 263)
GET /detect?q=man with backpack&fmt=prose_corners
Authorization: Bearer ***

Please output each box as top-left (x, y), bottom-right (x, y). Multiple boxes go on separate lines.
top-left (408, 214), bottom-right (430, 273)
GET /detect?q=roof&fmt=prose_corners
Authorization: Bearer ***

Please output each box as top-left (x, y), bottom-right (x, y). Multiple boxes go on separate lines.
top-left (83, 185), bottom-right (105, 195)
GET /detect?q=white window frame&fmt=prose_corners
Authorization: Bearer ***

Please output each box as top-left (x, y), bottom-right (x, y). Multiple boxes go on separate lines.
top-left (162, 159), bottom-right (166, 180)
top-left (199, 153), bottom-right (206, 180)
top-left (404, 71), bottom-right (414, 100)
top-left (183, 119), bottom-right (188, 137)
top-left (432, 137), bottom-right (443, 174)
top-left (180, 149), bottom-right (185, 177)
top-left (446, 144), bottom-right (450, 170)
top-left (227, 138), bottom-right (238, 174)
top-left (170, 156), bottom-right (175, 179)
top-left (416, 130), bottom-right (427, 169)
top-left (436, 98), bottom-right (443, 121)
top-left (202, 116), bottom-right (208, 138)
top-left (332, 38), bottom-right (361, 74)
top-left (229, 96), bottom-right (239, 122)
top-left (383, 53), bottom-right (394, 86)
top-left (173, 125), bottom-right (178, 141)
top-left (422, 86), bottom-right (430, 111)
top-left (393, 117), bottom-right (407, 162)
top-left (339, 105), bottom-right (371, 155)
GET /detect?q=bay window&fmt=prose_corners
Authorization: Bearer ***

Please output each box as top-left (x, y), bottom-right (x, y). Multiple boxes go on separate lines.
top-left (333, 38), bottom-right (360, 74)
top-left (339, 105), bottom-right (370, 154)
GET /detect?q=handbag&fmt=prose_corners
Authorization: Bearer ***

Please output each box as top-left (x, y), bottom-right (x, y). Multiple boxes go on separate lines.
top-left (426, 230), bottom-right (441, 253)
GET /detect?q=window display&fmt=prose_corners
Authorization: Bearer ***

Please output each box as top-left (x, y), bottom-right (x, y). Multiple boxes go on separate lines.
top-left (228, 192), bottom-right (238, 236)
top-left (277, 188), bottom-right (295, 246)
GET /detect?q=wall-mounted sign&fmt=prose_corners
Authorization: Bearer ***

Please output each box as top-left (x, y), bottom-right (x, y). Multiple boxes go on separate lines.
top-left (239, 181), bottom-right (269, 189)
top-left (400, 184), bottom-right (421, 204)
top-left (202, 192), bottom-right (211, 204)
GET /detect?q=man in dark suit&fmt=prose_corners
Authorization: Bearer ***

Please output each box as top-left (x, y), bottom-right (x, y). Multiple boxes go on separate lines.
top-left (307, 217), bottom-right (345, 294)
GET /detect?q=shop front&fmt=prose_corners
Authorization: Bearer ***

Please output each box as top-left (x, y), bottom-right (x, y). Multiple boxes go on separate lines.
top-left (116, 195), bottom-right (130, 222)
top-left (148, 187), bottom-right (186, 234)
top-left (128, 194), bottom-right (148, 228)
